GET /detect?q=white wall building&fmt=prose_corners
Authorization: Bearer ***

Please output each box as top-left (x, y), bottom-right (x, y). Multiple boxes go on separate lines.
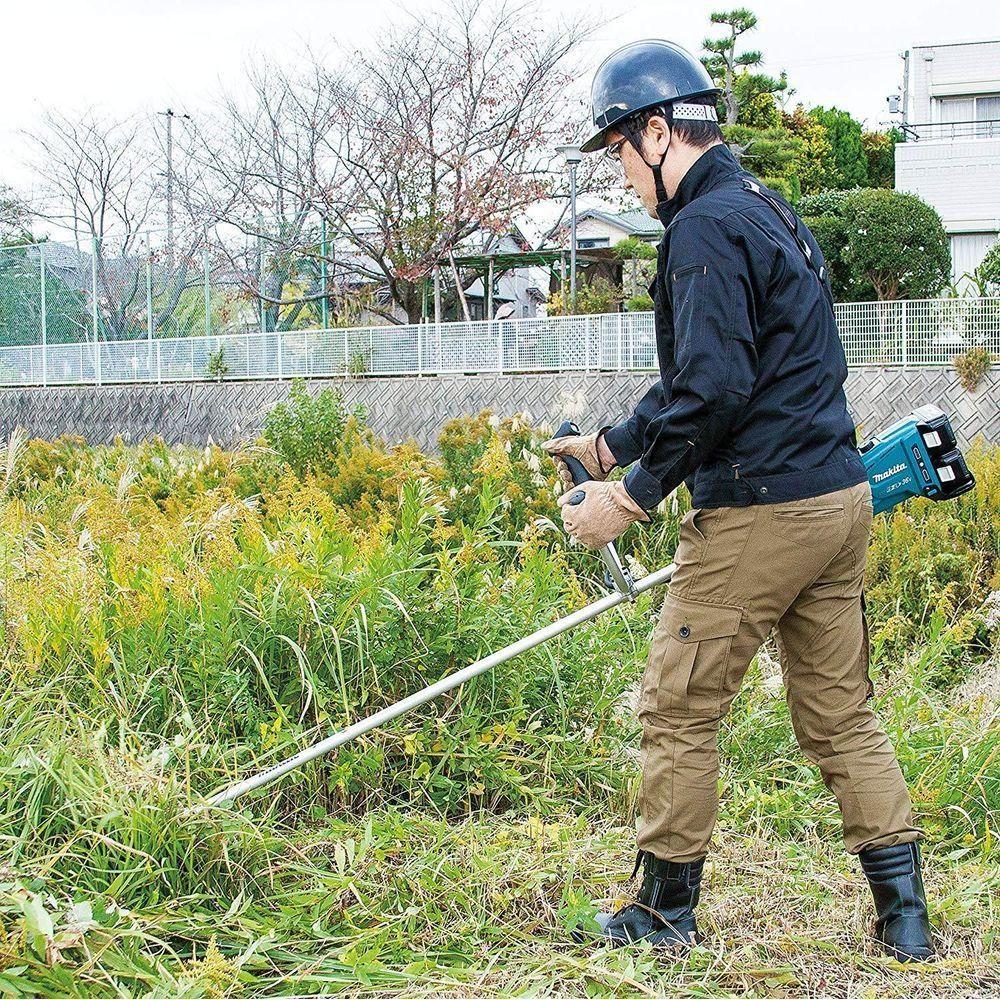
top-left (895, 39), bottom-right (1000, 285)
top-left (574, 208), bottom-right (662, 249)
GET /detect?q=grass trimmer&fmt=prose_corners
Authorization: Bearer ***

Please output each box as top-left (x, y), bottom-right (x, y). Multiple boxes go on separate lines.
top-left (206, 420), bottom-right (671, 806)
top-left (205, 405), bottom-right (974, 808)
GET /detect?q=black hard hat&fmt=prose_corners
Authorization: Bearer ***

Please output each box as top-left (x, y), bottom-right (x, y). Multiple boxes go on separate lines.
top-left (581, 39), bottom-right (721, 153)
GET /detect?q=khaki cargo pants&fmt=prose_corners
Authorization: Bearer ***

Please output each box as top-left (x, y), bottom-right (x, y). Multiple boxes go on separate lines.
top-left (638, 480), bottom-right (921, 861)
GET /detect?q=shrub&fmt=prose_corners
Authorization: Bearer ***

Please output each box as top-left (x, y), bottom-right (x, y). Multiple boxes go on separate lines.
top-left (261, 379), bottom-right (367, 476)
top-left (953, 347), bottom-right (993, 392)
top-left (546, 276), bottom-right (622, 316)
top-left (809, 106), bottom-right (868, 189)
top-left (801, 188), bottom-right (951, 301)
top-left (321, 440), bottom-right (442, 527)
top-left (625, 293), bottom-right (654, 312)
top-left (797, 189), bottom-right (854, 217)
top-left (977, 240), bottom-right (1000, 293)
top-left (802, 214), bottom-right (857, 301)
top-left (438, 410), bottom-right (559, 534)
top-left (861, 128), bottom-right (899, 189)
top-left (205, 345), bottom-right (229, 382)
top-left (612, 237), bottom-right (657, 262)
top-left (840, 188), bottom-right (951, 300)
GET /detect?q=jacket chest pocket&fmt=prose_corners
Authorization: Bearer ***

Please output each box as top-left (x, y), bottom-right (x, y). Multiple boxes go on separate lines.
top-left (640, 593), bottom-right (743, 719)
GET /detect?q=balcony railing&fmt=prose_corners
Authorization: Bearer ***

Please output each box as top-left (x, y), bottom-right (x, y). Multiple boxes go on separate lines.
top-left (902, 119), bottom-right (1000, 141)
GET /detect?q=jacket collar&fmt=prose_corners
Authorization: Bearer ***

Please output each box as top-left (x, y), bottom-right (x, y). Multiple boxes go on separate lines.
top-left (655, 143), bottom-right (742, 228)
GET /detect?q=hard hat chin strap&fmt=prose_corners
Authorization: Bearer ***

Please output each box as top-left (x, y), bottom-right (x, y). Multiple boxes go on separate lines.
top-left (622, 104), bottom-right (674, 206)
top-left (652, 146), bottom-right (670, 205)
top-left (621, 101), bottom-right (719, 206)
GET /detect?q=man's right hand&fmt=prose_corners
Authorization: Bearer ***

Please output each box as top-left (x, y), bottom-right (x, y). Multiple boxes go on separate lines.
top-left (541, 429), bottom-right (618, 492)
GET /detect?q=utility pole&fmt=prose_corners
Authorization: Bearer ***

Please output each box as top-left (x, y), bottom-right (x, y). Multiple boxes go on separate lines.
top-left (158, 108), bottom-right (191, 266)
top-left (901, 50), bottom-right (910, 131)
top-left (557, 145), bottom-right (583, 312)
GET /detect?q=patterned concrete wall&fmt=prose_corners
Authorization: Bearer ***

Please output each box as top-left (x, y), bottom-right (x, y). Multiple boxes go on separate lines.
top-left (0, 368), bottom-right (996, 452)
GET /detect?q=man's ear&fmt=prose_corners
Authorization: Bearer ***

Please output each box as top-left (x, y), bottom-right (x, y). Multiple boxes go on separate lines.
top-left (645, 114), bottom-right (672, 155)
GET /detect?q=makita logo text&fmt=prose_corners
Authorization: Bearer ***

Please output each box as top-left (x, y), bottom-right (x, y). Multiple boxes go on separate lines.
top-left (873, 463), bottom-right (907, 483)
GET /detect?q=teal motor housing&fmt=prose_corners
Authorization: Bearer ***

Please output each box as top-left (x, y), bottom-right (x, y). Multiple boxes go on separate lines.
top-left (859, 405), bottom-right (975, 515)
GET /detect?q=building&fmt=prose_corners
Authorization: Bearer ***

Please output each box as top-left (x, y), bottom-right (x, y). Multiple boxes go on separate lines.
top-left (574, 208), bottom-right (662, 250)
top-left (895, 39), bottom-right (1000, 285)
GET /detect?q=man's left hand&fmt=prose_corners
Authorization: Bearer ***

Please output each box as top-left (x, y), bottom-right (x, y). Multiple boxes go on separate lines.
top-left (557, 479), bottom-right (651, 549)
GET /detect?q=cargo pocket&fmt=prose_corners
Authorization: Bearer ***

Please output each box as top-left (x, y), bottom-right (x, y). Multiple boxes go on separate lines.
top-left (640, 593), bottom-right (744, 719)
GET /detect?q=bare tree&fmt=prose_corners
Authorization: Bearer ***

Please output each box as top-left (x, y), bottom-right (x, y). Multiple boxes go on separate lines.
top-left (0, 185), bottom-right (30, 242)
top-left (23, 110), bottom-right (204, 340)
top-left (319, 0), bottom-right (593, 323)
top-left (179, 57), bottom-right (348, 332)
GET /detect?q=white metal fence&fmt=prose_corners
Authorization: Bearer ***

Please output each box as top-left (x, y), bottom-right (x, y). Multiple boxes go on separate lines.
top-left (835, 297), bottom-right (1000, 366)
top-left (0, 313), bottom-right (657, 386)
top-left (0, 295), bottom-right (997, 388)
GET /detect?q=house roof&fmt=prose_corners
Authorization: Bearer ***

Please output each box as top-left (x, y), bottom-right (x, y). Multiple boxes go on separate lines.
top-left (577, 208), bottom-right (663, 238)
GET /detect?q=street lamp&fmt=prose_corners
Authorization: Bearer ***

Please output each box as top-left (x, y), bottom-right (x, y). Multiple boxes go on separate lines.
top-left (557, 144), bottom-right (583, 312)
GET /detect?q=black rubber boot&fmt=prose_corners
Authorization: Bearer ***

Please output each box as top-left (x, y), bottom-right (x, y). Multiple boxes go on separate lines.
top-left (587, 851), bottom-right (704, 949)
top-left (860, 842), bottom-right (935, 962)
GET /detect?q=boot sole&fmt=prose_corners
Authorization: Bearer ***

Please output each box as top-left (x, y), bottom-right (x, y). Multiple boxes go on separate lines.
top-left (571, 912), bottom-right (696, 951)
top-left (880, 943), bottom-right (936, 963)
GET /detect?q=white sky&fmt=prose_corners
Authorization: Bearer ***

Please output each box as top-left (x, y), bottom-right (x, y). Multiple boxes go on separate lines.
top-left (1, 0), bottom-right (998, 216)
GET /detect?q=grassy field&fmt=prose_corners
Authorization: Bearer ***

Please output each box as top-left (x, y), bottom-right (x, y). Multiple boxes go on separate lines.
top-left (0, 383), bottom-right (997, 998)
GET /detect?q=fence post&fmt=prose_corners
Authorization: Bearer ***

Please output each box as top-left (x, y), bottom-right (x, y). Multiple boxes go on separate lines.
top-left (617, 312), bottom-right (623, 370)
top-left (156, 341), bottom-right (162, 384)
top-left (203, 239), bottom-right (211, 337)
top-left (497, 319), bottom-right (504, 374)
top-left (584, 316), bottom-right (591, 371)
top-left (321, 218), bottom-right (329, 330)
top-left (39, 244), bottom-right (47, 387)
top-left (901, 299), bottom-right (908, 366)
top-left (146, 242), bottom-right (154, 381)
top-left (417, 322), bottom-right (422, 375)
top-left (277, 331), bottom-right (283, 380)
top-left (91, 236), bottom-right (101, 386)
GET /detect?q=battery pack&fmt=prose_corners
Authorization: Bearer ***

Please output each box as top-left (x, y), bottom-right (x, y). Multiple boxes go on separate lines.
top-left (859, 405), bottom-right (976, 515)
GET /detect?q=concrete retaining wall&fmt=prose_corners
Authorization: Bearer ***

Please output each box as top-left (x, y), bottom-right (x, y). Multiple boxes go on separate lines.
top-left (0, 368), bottom-right (996, 452)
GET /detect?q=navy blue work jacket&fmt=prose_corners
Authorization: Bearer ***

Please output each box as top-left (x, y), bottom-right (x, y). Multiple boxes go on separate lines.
top-left (603, 144), bottom-right (866, 510)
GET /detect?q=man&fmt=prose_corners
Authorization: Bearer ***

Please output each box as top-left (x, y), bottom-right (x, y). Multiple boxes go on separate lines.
top-left (543, 39), bottom-right (934, 962)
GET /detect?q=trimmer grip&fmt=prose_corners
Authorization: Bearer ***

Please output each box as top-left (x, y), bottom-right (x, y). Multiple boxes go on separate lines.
top-left (552, 420), bottom-right (592, 487)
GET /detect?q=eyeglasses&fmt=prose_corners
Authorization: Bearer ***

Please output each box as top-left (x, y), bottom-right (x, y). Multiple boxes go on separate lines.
top-left (604, 138), bottom-right (625, 164)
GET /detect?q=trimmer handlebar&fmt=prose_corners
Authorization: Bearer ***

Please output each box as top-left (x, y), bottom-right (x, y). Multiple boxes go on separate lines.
top-left (553, 421), bottom-right (592, 496)
top-left (551, 419), bottom-right (636, 596)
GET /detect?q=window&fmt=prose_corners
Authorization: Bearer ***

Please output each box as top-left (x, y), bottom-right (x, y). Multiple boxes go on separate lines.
top-left (950, 233), bottom-right (999, 288)
top-left (576, 237), bottom-right (610, 249)
top-left (939, 97), bottom-right (973, 124)
top-left (977, 96), bottom-right (1000, 137)
top-left (936, 95), bottom-right (1000, 138)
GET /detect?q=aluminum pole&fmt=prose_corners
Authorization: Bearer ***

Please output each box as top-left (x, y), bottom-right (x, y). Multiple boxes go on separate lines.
top-left (39, 245), bottom-right (47, 387)
top-left (203, 238), bottom-right (211, 337)
top-left (91, 237), bottom-right (101, 386)
top-left (146, 242), bottom-right (154, 379)
top-left (320, 219), bottom-right (329, 330)
top-left (206, 562), bottom-right (675, 806)
top-left (569, 162), bottom-right (578, 313)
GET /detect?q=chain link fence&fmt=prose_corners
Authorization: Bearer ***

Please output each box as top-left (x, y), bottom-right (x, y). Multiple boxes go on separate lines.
top-left (1, 237), bottom-right (999, 386)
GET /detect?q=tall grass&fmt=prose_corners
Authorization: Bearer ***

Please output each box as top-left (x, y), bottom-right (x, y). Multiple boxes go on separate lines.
top-left (0, 388), bottom-right (997, 996)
